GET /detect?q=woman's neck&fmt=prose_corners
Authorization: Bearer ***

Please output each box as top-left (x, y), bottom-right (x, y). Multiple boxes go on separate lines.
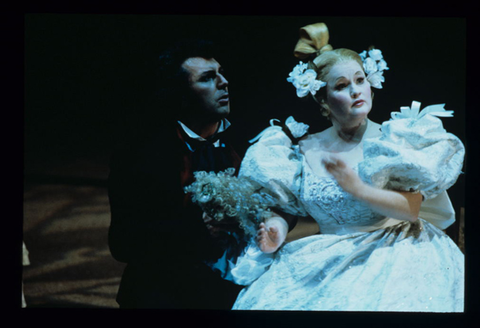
top-left (332, 118), bottom-right (368, 144)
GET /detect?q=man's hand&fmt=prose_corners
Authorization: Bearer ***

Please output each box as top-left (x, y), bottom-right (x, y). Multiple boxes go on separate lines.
top-left (202, 212), bottom-right (241, 238)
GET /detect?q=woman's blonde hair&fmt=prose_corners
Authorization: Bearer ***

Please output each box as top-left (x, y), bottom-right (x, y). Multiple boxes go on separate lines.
top-left (293, 23), bottom-right (364, 118)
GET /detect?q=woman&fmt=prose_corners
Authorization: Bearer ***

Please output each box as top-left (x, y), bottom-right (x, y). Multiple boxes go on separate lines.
top-left (227, 22), bottom-right (465, 312)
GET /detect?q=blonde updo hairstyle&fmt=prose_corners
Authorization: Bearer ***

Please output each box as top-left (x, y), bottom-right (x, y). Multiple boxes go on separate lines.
top-left (293, 23), bottom-right (364, 118)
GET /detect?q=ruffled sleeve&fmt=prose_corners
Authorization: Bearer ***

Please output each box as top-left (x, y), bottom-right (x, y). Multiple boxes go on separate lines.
top-left (239, 116), bottom-right (309, 216)
top-left (226, 243), bottom-right (276, 286)
top-left (358, 101), bottom-right (465, 229)
top-left (227, 117), bottom-right (309, 285)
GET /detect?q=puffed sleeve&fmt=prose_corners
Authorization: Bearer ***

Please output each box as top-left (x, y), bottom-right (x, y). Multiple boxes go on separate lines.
top-left (358, 101), bottom-right (465, 229)
top-left (227, 117), bottom-right (309, 285)
top-left (238, 116), bottom-right (309, 217)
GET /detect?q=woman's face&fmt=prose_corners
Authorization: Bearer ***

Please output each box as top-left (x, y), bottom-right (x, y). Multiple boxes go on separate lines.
top-left (324, 60), bottom-right (372, 128)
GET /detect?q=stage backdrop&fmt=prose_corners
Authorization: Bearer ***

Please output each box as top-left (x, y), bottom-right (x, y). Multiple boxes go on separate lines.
top-left (24, 14), bottom-right (466, 218)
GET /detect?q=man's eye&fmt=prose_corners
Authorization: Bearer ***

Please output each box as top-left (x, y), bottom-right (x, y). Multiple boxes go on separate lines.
top-left (200, 74), bottom-right (215, 82)
top-left (199, 71), bottom-right (217, 82)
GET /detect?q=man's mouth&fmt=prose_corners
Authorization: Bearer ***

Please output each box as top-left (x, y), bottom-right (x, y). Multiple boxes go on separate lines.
top-left (218, 94), bottom-right (229, 103)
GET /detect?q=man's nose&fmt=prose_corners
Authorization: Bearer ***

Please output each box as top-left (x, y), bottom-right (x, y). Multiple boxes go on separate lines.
top-left (217, 74), bottom-right (228, 88)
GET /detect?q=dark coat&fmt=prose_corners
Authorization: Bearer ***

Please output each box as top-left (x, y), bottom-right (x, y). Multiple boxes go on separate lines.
top-left (107, 121), bottom-right (244, 309)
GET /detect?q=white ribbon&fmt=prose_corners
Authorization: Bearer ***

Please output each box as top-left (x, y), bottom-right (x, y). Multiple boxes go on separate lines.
top-left (391, 101), bottom-right (454, 120)
top-left (248, 119), bottom-right (282, 144)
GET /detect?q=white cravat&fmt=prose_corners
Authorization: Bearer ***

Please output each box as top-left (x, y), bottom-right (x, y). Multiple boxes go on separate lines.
top-left (177, 119), bottom-right (231, 150)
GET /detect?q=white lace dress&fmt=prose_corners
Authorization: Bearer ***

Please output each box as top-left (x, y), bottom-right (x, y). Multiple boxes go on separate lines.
top-left (228, 103), bottom-right (465, 312)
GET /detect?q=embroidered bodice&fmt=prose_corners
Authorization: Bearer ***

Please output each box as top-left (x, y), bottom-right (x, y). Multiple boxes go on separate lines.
top-left (238, 103), bottom-right (464, 232)
top-left (301, 163), bottom-right (386, 234)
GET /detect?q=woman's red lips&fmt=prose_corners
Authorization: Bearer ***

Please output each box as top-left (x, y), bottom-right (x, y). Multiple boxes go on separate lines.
top-left (352, 100), bottom-right (364, 107)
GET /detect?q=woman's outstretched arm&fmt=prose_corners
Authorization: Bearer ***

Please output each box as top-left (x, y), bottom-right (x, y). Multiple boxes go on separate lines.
top-left (286, 216), bottom-right (320, 242)
top-left (323, 155), bottom-right (422, 222)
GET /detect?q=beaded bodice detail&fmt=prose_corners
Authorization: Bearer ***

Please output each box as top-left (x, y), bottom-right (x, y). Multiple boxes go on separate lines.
top-left (301, 162), bottom-right (385, 233)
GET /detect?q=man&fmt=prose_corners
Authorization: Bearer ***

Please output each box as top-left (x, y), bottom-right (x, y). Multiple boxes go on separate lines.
top-left (107, 39), bottom-right (245, 309)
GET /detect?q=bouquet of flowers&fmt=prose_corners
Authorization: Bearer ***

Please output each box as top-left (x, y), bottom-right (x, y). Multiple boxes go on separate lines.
top-left (184, 168), bottom-right (277, 238)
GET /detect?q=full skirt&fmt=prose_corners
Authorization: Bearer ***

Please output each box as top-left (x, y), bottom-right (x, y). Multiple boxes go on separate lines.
top-left (232, 219), bottom-right (464, 312)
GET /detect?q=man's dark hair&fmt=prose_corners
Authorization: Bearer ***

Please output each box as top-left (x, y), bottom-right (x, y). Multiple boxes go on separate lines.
top-left (155, 39), bottom-right (217, 117)
top-left (120, 39), bottom-right (220, 143)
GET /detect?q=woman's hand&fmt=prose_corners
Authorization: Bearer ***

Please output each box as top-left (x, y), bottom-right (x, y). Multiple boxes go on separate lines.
top-left (322, 154), bottom-right (422, 222)
top-left (256, 216), bottom-right (288, 254)
top-left (322, 155), bottom-right (364, 196)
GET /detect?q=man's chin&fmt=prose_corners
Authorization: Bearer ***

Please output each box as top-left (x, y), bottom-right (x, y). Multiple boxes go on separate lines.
top-left (214, 106), bottom-right (230, 119)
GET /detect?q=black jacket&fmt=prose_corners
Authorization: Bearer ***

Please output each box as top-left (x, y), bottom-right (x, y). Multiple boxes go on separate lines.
top-left (108, 121), bottom-right (244, 309)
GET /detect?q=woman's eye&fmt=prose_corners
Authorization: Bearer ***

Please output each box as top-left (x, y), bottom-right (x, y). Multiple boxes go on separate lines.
top-left (357, 77), bottom-right (365, 83)
top-left (336, 84), bottom-right (346, 90)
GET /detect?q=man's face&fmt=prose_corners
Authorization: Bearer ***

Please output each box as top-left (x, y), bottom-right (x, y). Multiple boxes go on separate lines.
top-left (181, 57), bottom-right (230, 120)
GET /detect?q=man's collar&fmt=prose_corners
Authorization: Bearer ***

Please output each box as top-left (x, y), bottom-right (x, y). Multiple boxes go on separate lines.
top-left (177, 119), bottom-right (231, 141)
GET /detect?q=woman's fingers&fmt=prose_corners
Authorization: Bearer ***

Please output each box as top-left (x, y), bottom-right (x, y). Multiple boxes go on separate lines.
top-left (269, 226), bottom-right (278, 234)
top-left (322, 155), bottom-right (345, 169)
top-left (322, 156), bottom-right (339, 174)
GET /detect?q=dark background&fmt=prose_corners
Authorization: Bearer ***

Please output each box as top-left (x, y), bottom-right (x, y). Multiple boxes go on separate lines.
top-left (18, 11), bottom-right (480, 325)
top-left (24, 14), bottom-right (467, 224)
top-left (16, 7), bottom-right (480, 324)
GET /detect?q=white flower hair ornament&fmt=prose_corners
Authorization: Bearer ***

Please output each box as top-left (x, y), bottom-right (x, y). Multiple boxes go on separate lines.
top-left (286, 61), bottom-right (326, 98)
top-left (359, 48), bottom-right (389, 89)
top-left (287, 48), bottom-right (389, 97)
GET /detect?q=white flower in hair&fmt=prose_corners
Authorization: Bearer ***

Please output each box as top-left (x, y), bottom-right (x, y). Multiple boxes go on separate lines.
top-left (287, 62), bottom-right (326, 98)
top-left (289, 61), bottom-right (308, 77)
top-left (295, 69), bottom-right (325, 97)
top-left (367, 71), bottom-right (385, 89)
top-left (358, 50), bottom-right (367, 60)
top-left (368, 48), bottom-right (383, 61)
top-left (360, 47), bottom-right (389, 89)
top-left (363, 57), bottom-right (378, 75)
top-left (377, 59), bottom-right (389, 71)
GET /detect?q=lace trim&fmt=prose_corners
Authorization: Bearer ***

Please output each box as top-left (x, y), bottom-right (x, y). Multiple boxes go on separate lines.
top-left (302, 169), bottom-right (384, 228)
